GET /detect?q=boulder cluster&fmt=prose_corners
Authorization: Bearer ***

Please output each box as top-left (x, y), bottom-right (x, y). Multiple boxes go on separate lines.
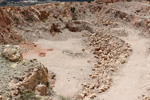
top-left (0, 45), bottom-right (52, 100)
top-left (79, 31), bottom-right (132, 99)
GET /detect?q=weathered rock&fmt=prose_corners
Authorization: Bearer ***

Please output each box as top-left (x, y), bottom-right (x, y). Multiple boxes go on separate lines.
top-left (2, 45), bottom-right (22, 62)
top-left (35, 84), bottom-right (47, 96)
top-left (50, 23), bottom-right (62, 36)
top-left (20, 60), bottom-right (48, 91)
top-left (66, 21), bottom-right (93, 32)
top-left (89, 93), bottom-right (96, 99)
top-left (82, 91), bottom-right (88, 96)
top-left (79, 93), bottom-right (85, 99)
top-left (0, 96), bottom-right (2, 100)
top-left (0, 45), bottom-right (51, 99)
top-left (80, 31), bottom-right (132, 99)
top-left (11, 63), bottom-right (18, 68)
top-left (13, 90), bottom-right (19, 96)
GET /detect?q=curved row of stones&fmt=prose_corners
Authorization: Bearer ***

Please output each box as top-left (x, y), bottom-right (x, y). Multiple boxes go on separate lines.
top-left (79, 31), bottom-right (132, 100)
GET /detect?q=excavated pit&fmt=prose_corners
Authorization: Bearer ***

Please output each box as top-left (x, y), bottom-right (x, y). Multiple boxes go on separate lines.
top-left (1, 0), bottom-right (150, 100)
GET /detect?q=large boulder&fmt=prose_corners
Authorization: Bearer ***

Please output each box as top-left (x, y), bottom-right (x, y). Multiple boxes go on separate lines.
top-left (20, 59), bottom-right (48, 91)
top-left (2, 45), bottom-right (23, 62)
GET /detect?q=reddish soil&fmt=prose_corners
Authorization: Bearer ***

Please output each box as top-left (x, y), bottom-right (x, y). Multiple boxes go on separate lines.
top-left (0, 8), bottom-right (23, 45)
top-left (20, 43), bottom-right (53, 58)
top-left (39, 52), bottom-right (46, 57)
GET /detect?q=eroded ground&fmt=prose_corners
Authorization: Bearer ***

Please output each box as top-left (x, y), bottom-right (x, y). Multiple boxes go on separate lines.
top-left (1, 0), bottom-right (150, 100)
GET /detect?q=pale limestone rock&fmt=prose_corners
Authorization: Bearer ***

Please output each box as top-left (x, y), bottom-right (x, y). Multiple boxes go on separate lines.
top-left (0, 96), bottom-right (2, 100)
top-left (89, 93), bottom-right (96, 99)
top-left (2, 45), bottom-right (22, 62)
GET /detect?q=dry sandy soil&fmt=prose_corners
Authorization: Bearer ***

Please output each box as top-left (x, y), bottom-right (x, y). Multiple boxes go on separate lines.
top-left (95, 26), bottom-right (150, 100)
top-left (25, 25), bottom-right (150, 100)
top-left (25, 30), bottom-right (96, 98)
top-left (2, 0), bottom-right (150, 100)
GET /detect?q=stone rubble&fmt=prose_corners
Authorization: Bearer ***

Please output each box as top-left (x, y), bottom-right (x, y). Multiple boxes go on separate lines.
top-left (0, 45), bottom-right (52, 100)
top-left (79, 31), bottom-right (132, 99)
top-left (0, 0), bottom-right (150, 99)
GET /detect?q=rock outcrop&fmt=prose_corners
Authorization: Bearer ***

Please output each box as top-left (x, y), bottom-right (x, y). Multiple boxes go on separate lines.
top-left (0, 9), bottom-right (23, 45)
top-left (0, 45), bottom-right (50, 100)
top-left (2, 45), bottom-right (23, 62)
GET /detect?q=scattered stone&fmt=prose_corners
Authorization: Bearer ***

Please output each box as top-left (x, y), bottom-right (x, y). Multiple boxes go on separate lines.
top-left (82, 49), bottom-right (85, 51)
top-left (121, 60), bottom-right (126, 64)
top-left (80, 31), bottom-right (132, 99)
top-left (89, 93), bottom-right (96, 99)
top-left (13, 90), bottom-right (19, 96)
top-left (79, 93), bottom-right (85, 99)
top-left (87, 59), bottom-right (91, 63)
top-left (11, 63), bottom-right (18, 68)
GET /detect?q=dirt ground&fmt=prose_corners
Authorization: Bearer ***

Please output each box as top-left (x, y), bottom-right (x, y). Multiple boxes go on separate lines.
top-left (2, 0), bottom-right (150, 100)
top-left (25, 30), bottom-right (96, 98)
top-left (95, 25), bottom-right (150, 100)
top-left (24, 25), bottom-right (150, 100)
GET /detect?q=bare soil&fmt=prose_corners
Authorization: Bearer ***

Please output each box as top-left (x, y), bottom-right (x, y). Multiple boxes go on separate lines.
top-left (25, 30), bottom-right (96, 98)
top-left (2, 0), bottom-right (150, 100)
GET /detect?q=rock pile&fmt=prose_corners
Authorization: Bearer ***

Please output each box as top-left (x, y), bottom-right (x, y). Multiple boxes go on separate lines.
top-left (79, 31), bottom-right (132, 99)
top-left (99, 19), bottom-right (118, 27)
top-left (142, 96), bottom-right (150, 100)
top-left (0, 45), bottom-right (52, 100)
